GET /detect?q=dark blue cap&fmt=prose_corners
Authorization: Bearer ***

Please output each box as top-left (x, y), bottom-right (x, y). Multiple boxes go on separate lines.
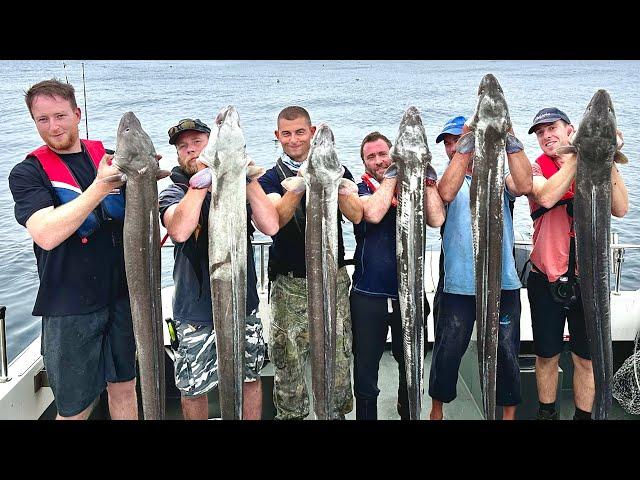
top-left (528, 108), bottom-right (571, 134)
top-left (436, 116), bottom-right (466, 143)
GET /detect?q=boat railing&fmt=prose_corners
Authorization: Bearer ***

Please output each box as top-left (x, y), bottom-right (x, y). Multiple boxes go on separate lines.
top-left (163, 233), bottom-right (640, 295)
top-left (515, 232), bottom-right (640, 294)
top-left (0, 305), bottom-right (10, 383)
top-left (162, 237), bottom-right (274, 294)
top-left (251, 240), bottom-right (272, 294)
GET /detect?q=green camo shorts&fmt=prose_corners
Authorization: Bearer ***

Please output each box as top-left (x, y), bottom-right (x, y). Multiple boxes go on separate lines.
top-left (269, 266), bottom-right (353, 419)
top-left (173, 313), bottom-right (265, 398)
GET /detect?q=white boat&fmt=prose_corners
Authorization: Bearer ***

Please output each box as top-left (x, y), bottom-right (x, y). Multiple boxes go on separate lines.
top-left (1, 232), bottom-right (639, 420)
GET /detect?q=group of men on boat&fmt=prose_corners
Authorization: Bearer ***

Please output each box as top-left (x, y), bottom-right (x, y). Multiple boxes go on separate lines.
top-left (8, 78), bottom-right (629, 420)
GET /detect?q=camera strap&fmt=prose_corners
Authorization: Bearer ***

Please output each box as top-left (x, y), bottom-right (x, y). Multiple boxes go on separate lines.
top-left (566, 220), bottom-right (577, 286)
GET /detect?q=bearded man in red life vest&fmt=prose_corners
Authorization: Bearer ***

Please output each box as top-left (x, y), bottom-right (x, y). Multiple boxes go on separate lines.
top-left (8, 79), bottom-right (148, 420)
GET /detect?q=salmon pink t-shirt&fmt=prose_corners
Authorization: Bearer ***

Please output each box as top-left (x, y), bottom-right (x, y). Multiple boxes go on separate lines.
top-left (528, 162), bottom-right (575, 283)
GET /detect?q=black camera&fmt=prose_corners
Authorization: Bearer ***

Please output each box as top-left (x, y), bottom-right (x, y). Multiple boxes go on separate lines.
top-left (549, 275), bottom-right (580, 309)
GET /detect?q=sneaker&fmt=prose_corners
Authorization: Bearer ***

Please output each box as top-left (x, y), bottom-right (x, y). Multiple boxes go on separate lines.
top-left (535, 408), bottom-right (559, 420)
top-left (397, 400), bottom-right (410, 420)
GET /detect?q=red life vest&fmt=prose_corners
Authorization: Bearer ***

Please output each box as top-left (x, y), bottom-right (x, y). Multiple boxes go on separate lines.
top-left (28, 139), bottom-right (125, 240)
top-left (535, 153), bottom-right (574, 200)
top-left (361, 172), bottom-right (398, 207)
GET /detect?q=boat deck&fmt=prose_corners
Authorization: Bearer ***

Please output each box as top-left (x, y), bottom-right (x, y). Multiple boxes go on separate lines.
top-left (38, 342), bottom-right (637, 420)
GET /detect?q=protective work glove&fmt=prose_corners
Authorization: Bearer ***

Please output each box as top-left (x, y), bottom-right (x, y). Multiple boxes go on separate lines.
top-left (246, 156), bottom-right (266, 184)
top-left (425, 163), bottom-right (438, 187)
top-left (505, 132), bottom-right (524, 154)
top-left (456, 131), bottom-right (475, 154)
top-left (383, 163), bottom-right (398, 179)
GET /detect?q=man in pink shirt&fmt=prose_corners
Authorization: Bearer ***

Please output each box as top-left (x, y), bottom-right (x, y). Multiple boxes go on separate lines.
top-left (526, 107), bottom-right (629, 420)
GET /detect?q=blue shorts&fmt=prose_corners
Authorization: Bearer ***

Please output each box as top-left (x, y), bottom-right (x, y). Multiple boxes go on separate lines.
top-left (428, 289), bottom-right (522, 406)
top-left (41, 296), bottom-right (137, 417)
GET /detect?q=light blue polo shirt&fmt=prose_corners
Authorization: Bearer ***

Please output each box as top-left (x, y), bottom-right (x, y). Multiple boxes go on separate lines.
top-left (442, 173), bottom-right (522, 295)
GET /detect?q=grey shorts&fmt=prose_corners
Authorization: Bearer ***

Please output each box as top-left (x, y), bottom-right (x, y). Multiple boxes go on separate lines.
top-left (173, 313), bottom-right (265, 397)
top-left (41, 296), bottom-right (137, 417)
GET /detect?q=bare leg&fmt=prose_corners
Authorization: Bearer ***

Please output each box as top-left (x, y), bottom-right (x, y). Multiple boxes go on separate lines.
top-left (571, 353), bottom-right (594, 412)
top-left (242, 377), bottom-right (263, 420)
top-left (106, 379), bottom-right (138, 420)
top-left (430, 399), bottom-right (444, 420)
top-left (502, 406), bottom-right (516, 420)
top-left (56, 400), bottom-right (95, 420)
top-left (181, 394), bottom-right (209, 420)
top-left (535, 354), bottom-right (561, 403)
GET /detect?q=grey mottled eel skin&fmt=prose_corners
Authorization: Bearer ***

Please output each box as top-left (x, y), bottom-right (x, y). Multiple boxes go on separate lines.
top-left (112, 111), bottom-right (169, 420)
top-left (558, 90), bottom-right (620, 419)
top-left (467, 74), bottom-right (511, 420)
top-left (196, 106), bottom-right (248, 420)
top-left (303, 124), bottom-right (343, 420)
top-left (391, 106), bottom-right (430, 420)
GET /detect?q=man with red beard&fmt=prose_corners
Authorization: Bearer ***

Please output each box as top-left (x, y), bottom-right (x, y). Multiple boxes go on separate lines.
top-left (159, 117), bottom-right (278, 420)
top-left (8, 79), bottom-right (138, 420)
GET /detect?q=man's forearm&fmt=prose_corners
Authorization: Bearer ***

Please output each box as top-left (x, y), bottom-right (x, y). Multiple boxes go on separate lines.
top-left (247, 181), bottom-right (279, 236)
top-left (532, 156), bottom-right (577, 208)
top-left (506, 150), bottom-right (533, 196)
top-left (27, 181), bottom-right (115, 250)
top-left (167, 187), bottom-right (207, 241)
top-left (438, 151), bottom-right (472, 203)
top-left (611, 164), bottom-right (629, 218)
top-left (338, 192), bottom-right (363, 224)
top-left (424, 184), bottom-right (445, 227)
top-left (274, 190), bottom-right (304, 228)
top-left (362, 178), bottom-right (396, 224)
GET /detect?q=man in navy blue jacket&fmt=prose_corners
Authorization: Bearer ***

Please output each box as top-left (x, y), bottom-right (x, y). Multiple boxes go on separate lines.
top-left (350, 131), bottom-right (445, 420)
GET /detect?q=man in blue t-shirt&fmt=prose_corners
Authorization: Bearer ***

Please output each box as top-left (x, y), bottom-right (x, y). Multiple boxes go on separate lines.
top-left (258, 106), bottom-right (363, 420)
top-left (8, 79), bottom-right (138, 420)
top-left (428, 115), bottom-right (532, 420)
top-left (158, 117), bottom-right (279, 420)
top-left (351, 131), bottom-right (445, 420)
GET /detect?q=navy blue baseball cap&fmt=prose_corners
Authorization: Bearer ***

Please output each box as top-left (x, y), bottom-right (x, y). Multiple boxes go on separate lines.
top-left (528, 108), bottom-right (571, 134)
top-left (436, 116), bottom-right (466, 143)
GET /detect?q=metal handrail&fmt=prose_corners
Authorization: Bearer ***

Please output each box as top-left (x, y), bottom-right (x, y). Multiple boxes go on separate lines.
top-left (251, 240), bottom-right (272, 294)
top-left (164, 234), bottom-right (640, 294)
top-left (162, 237), bottom-right (273, 293)
top-left (514, 233), bottom-right (640, 293)
top-left (0, 305), bottom-right (10, 383)
top-left (514, 239), bottom-right (640, 250)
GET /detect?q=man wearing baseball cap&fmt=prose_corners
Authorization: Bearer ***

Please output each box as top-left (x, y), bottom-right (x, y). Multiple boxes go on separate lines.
top-left (158, 116), bottom-right (279, 419)
top-left (428, 114), bottom-right (532, 420)
top-left (526, 108), bottom-right (572, 134)
top-left (526, 107), bottom-right (629, 420)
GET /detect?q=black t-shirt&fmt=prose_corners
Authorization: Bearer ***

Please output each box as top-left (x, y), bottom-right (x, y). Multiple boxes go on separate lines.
top-left (158, 181), bottom-right (259, 324)
top-left (258, 163), bottom-right (354, 273)
top-left (8, 150), bottom-right (127, 317)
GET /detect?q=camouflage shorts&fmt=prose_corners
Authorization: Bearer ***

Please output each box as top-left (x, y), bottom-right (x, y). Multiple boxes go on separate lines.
top-left (173, 313), bottom-right (265, 398)
top-left (269, 267), bottom-right (353, 420)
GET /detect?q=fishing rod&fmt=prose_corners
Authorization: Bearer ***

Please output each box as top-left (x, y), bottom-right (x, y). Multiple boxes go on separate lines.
top-left (82, 62), bottom-right (89, 139)
top-left (61, 61), bottom-right (89, 139)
